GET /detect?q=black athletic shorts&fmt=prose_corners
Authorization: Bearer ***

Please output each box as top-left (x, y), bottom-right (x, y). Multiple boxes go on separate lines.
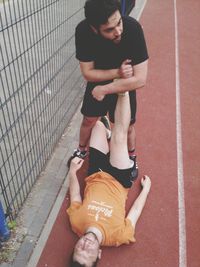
top-left (88, 147), bottom-right (134, 188)
top-left (81, 84), bottom-right (137, 124)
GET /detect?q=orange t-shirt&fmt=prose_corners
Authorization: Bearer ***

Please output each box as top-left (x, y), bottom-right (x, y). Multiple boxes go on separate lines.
top-left (67, 171), bottom-right (135, 246)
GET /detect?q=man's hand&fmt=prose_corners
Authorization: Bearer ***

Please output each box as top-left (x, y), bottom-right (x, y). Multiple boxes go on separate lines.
top-left (141, 175), bottom-right (151, 193)
top-left (119, 59), bottom-right (133, 78)
top-left (92, 85), bottom-right (106, 101)
top-left (70, 157), bottom-right (84, 174)
top-left (92, 59), bottom-right (133, 101)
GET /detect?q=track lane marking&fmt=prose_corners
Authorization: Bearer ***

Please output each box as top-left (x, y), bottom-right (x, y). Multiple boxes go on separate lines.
top-left (174, 1), bottom-right (187, 266)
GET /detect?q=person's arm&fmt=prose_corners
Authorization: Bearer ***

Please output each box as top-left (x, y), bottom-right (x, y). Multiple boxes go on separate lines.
top-left (80, 61), bottom-right (119, 82)
top-left (92, 59), bottom-right (148, 101)
top-left (127, 175), bottom-right (151, 228)
top-left (79, 59), bottom-right (133, 83)
top-left (68, 157), bottom-right (84, 203)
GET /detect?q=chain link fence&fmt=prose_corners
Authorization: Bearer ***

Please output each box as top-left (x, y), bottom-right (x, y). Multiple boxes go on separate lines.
top-left (0, 0), bottom-right (85, 220)
top-left (0, 0), bottom-right (135, 221)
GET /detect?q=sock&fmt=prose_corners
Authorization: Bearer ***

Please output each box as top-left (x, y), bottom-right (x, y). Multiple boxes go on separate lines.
top-left (129, 160), bottom-right (134, 168)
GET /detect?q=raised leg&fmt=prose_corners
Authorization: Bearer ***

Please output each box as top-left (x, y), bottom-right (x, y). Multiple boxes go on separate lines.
top-left (109, 93), bottom-right (132, 169)
top-left (89, 121), bottom-right (109, 154)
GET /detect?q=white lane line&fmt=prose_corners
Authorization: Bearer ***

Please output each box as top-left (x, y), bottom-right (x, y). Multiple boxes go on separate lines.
top-left (174, 1), bottom-right (187, 267)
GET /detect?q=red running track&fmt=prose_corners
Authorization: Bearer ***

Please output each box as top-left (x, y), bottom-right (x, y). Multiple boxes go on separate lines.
top-left (35, 0), bottom-right (200, 266)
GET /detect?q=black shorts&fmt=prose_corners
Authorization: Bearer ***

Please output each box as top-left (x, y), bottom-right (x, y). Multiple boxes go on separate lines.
top-left (88, 147), bottom-right (134, 188)
top-left (81, 84), bottom-right (137, 124)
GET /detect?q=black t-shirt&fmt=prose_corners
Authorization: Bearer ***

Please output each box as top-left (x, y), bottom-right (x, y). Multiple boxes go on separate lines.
top-left (75, 16), bottom-right (148, 70)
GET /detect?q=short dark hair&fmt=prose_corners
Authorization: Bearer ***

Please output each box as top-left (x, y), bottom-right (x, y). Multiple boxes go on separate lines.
top-left (84, 0), bottom-right (121, 29)
top-left (69, 250), bottom-right (99, 267)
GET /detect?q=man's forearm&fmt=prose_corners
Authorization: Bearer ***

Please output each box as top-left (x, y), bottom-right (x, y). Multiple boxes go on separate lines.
top-left (81, 68), bottom-right (120, 82)
top-left (91, 75), bottom-right (146, 101)
top-left (127, 187), bottom-right (150, 227)
top-left (69, 171), bottom-right (82, 203)
top-left (103, 75), bottom-right (146, 94)
top-left (95, 60), bottom-right (148, 96)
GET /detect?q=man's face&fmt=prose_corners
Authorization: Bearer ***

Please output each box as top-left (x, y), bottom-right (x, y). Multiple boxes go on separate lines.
top-left (98, 10), bottom-right (123, 44)
top-left (73, 232), bottom-right (101, 266)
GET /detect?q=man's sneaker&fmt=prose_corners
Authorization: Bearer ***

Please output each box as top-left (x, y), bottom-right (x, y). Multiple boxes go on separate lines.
top-left (129, 155), bottom-right (138, 181)
top-left (100, 116), bottom-right (111, 140)
top-left (67, 148), bottom-right (87, 168)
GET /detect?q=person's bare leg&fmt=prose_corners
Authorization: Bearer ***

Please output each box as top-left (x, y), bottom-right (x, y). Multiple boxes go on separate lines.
top-left (127, 122), bottom-right (138, 179)
top-left (110, 114), bottom-right (136, 154)
top-left (127, 175), bottom-right (151, 228)
top-left (79, 116), bottom-right (99, 150)
top-left (109, 92), bottom-right (132, 169)
top-left (89, 121), bottom-right (109, 154)
top-left (128, 124), bottom-right (136, 153)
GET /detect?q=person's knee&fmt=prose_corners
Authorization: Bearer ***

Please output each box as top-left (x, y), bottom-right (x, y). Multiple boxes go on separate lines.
top-left (128, 124), bottom-right (136, 141)
top-left (128, 124), bottom-right (135, 135)
top-left (94, 120), bottom-right (104, 129)
top-left (82, 116), bottom-right (98, 128)
top-left (92, 121), bottom-right (106, 135)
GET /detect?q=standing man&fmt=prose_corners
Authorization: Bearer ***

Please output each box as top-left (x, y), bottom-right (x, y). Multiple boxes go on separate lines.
top-left (68, 0), bottom-right (148, 178)
top-left (67, 92), bottom-right (151, 266)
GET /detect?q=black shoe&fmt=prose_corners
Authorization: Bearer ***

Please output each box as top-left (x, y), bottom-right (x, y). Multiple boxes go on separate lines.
top-left (67, 148), bottom-right (87, 168)
top-left (129, 155), bottom-right (138, 181)
top-left (100, 116), bottom-right (111, 139)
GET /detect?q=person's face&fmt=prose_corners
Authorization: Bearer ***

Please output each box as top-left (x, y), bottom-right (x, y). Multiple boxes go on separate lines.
top-left (98, 10), bottom-right (123, 44)
top-left (73, 232), bottom-right (101, 266)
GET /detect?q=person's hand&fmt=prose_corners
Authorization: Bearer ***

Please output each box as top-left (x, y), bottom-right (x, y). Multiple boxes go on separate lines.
top-left (141, 175), bottom-right (151, 192)
top-left (92, 85), bottom-right (105, 101)
top-left (119, 59), bottom-right (133, 78)
top-left (70, 157), bottom-right (84, 173)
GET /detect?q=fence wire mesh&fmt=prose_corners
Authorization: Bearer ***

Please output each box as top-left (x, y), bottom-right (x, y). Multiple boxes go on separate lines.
top-left (0, 0), bottom-right (85, 220)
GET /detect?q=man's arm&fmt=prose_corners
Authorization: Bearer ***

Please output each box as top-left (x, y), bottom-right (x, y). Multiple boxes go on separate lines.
top-left (92, 60), bottom-right (148, 101)
top-left (126, 175), bottom-right (151, 228)
top-left (68, 157), bottom-right (84, 203)
top-left (79, 59), bottom-right (133, 83)
top-left (80, 61), bottom-right (119, 82)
